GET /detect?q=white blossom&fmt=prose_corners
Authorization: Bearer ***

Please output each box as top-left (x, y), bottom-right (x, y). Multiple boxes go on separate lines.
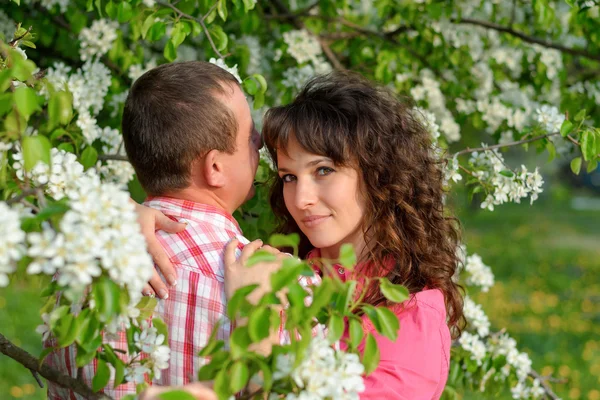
top-left (40, 0), bottom-right (70, 12)
top-left (0, 203), bottom-right (26, 287)
top-left (79, 19), bottom-right (118, 61)
top-left (535, 105), bottom-right (565, 133)
top-left (458, 332), bottom-right (487, 366)
top-left (209, 57), bottom-right (242, 83)
top-left (283, 29), bottom-right (322, 65)
top-left (35, 313), bottom-right (52, 341)
top-left (463, 296), bottom-right (490, 337)
top-left (464, 253), bottom-right (495, 292)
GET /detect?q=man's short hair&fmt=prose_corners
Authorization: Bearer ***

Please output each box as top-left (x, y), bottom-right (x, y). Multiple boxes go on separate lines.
top-left (122, 61), bottom-right (240, 195)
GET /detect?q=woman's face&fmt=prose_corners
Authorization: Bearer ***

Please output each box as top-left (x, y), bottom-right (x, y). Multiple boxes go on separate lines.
top-left (276, 136), bottom-right (366, 259)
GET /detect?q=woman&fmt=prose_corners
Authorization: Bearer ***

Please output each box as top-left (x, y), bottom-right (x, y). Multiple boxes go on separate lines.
top-left (141, 72), bottom-right (464, 399)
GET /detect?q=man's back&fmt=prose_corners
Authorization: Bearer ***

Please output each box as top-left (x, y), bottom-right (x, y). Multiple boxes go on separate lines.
top-left (147, 196), bottom-right (247, 386)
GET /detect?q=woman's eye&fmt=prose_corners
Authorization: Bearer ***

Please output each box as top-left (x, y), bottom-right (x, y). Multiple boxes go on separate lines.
top-left (280, 174), bottom-right (296, 183)
top-left (316, 167), bottom-right (334, 176)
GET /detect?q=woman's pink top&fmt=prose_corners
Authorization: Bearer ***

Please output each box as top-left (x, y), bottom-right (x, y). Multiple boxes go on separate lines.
top-left (307, 250), bottom-right (451, 400)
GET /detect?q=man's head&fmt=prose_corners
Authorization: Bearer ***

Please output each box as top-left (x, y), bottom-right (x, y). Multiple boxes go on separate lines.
top-left (122, 61), bottom-right (261, 212)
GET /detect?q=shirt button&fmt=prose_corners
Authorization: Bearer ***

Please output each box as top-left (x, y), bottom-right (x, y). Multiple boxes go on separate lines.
top-left (338, 267), bottom-right (345, 275)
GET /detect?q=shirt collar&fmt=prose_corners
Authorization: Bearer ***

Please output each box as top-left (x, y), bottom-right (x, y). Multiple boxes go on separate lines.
top-left (145, 195), bottom-right (242, 234)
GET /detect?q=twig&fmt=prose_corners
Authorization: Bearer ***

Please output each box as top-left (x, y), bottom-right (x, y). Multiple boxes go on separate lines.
top-left (157, 1), bottom-right (225, 59)
top-left (8, 26), bottom-right (33, 47)
top-left (452, 132), bottom-right (560, 157)
top-left (5, 187), bottom-right (39, 205)
top-left (98, 154), bottom-right (129, 162)
top-left (200, 1), bottom-right (219, 24)
top-left (0, 333), bottom-right (110, 400)
top-left (529, 369), bottom-right (561, 400)
top-left (452, 17), bottom-right (600, 62)
top-left (29, 369), bottom-right (44, 388)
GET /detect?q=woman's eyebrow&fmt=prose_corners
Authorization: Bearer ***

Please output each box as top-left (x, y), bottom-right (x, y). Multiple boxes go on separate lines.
top-left (277, 158), bottom-right (331, 173)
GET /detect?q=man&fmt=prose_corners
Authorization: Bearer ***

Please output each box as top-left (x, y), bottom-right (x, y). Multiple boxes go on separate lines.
top-left (47, 61), bottom-right (265, 398)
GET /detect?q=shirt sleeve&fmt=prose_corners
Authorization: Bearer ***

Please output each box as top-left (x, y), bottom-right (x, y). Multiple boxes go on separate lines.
top-left (359, 298), bottom-right (450, 400)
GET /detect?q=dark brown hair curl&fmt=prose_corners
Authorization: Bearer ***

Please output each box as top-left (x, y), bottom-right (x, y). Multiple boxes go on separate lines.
top-left (262, 71), bottom-right (465, 337)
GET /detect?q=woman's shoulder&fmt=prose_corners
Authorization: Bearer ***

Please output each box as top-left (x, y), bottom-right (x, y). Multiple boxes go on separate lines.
top-left (407, 288), bottom-right (447, 323)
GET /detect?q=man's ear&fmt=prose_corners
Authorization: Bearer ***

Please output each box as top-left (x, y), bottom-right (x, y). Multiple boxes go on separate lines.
top-left (202, 149), bottom-right (226, 188)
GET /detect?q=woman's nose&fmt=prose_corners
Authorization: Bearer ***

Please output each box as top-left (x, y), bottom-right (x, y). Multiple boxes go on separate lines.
top-left (294, 178), bottom-right (317, 210)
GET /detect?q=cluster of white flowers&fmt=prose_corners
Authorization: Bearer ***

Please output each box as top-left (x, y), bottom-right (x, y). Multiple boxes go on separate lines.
top-left (458, 331), bottom-right (487, 365)
top-left (0, 202), bottom-right (26, 287)
top-left (282, 65), bottom-right (316, 90)
top-left (487, 333), bottom-right (537, 398)
top-left (443, 156), bottom-right (462, 186)
top-left (79, 19), bottom-right (119, 61)
top-left (534, 105), bottom-right (565, 133)
top-left (209, 57), bottom-right (242, 83)
top-left (463, 253), bottom-right (495, 292)
top-left (46, 60), bottom-right (112, 144)
top-left (569, 81), bottom-right (600, 105)
top-left (511, 379), bottom-right (545, 399)
top-left (469, 147), bottom-right (544, 210)
top-left (528, 45), bottom-right (563, 81)
top-left (410, 70), bottom-right (461, 142)
top-left (463, 296), bottom-right (490, 337)
top-left (283, 29), bottom-right (322, 65)
top-left (125, 321), bottom-right (171, 383)
top-left (275, 337), bottom-right (364, 400)
top-left (128, 58), bottom-right (158, 82)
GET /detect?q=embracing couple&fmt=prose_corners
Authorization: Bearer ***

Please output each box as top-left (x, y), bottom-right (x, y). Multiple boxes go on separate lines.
top-left (47, 61), bottom-right (463, 400)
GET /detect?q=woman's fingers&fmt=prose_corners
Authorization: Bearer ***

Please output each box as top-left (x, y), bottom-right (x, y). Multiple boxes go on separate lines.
top-left (146, 235), bottom-right (177, 287)
top-left (142, 284), bottom-right (155, 298)
top-left (239, 239), bottom-right (263, 264)
top-left (224, 239), bottom-right (239, 267)
top-left (259, 245), bottom-right (281, 255)
top-left (149, 269), bottom-right (170, 299)
top-left (156, 212), bottom-right (187, 234)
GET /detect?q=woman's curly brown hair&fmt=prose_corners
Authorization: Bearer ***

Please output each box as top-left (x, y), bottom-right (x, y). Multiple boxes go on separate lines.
top-left (262, 71), bottom-right (465, 337)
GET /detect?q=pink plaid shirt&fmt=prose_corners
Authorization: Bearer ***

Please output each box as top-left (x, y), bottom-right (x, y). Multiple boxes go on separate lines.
top-left (46, 196), bottom-right (249, 398)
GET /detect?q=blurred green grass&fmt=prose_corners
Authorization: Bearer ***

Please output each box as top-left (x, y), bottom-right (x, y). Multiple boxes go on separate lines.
top-left (1, 188), bottom-right (599, 400)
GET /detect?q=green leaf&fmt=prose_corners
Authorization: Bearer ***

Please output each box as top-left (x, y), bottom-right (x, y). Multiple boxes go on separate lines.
top-left (152, 317), bottom-right (169, 343)
top-left (243, 78), bottom-right (258, 95)
top-left (0, 69), bottom-right (12, 92)
top-left (92, 358), bottom-right (110, 392)
top-left (217, 0), bottom-right (228, 21)
top-left (242, 0), bottom-right (255, 12)
top-left (158, 391), bottom-right (198, 400)
top-left (268, 233), bottom-right (300, 249)
top-left (38, 346), bottom-right (57, 367)
top-left (105, 0), bottom-right (117, 19)
top-left (22, 135), bottom-right (51, 171)
top-left (0, 92), bottom-right (11, 117)
top-left (339, 243), bottom-right (356, 268)
top-left (170, 22), bottom-right (187, 47)
top-left (380, 278), bottom-right (409, 303)
top-left (362, 333), bottom-right (380, 375)
top-left (252, 91), bottom-right (264, 109)
top-left (48, 91), bottom-right (73, 129)
top-left (546, 141), bottom-right (556, 163)
top-left (374, 307), bottom-right (399, 341)
top-left (80, 146), bottom-right (98, 170)
top-left (229, 361), bottom-right (249, 393)
top-left (270, 263), bottom-right (302, 292)
top-left (251, 74), bottom-right (267, 93)
top-left (560, 119), bottom-right (574, 137)
top-left (570, 157), bottom-right (582, 175)
top-left (148, 21), bottom-right (166, 41)
top-left (581, 130), bottom-right (596, 161)
top-left (574, 109), bottom-right (586, 122)
top-left (498, 170), bottom-right (514, 178)
top-left (230, 327), bottom-right (251, 359)
top-left (164, 41), bottom-right (177, 62)
top-left (208, 25), bottom-right (228, 52)
top-left (92, 277), bottom-right (122, 322)
top-left (117, 1), bottom-right (133, 23)
top-left (349, 317), bottom-right (364, 348)
top-left (14, 86), bottom-right (40, 120)
top-left (248, 306), bottom-right (270, 341)
top-left (113, 358), bottom-right (126, 387)
top-left (245, 249), bottom-right (277, 266)
top-left (136, 296), bottom-right (158, 322)
top-left (327, 313), bottom-right (344, 342)
top-left (141, 15), bottom-right (156, 39)
top-left (587, 159), bottom-right (598, 174)
top-left (227, 284), bottom-right (257, 319)
top-left (75, 345), bottom-right (97, 368)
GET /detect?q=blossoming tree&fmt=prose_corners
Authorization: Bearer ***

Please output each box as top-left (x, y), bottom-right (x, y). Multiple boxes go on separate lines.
top-left (1, 0), bottom-right (599, 399)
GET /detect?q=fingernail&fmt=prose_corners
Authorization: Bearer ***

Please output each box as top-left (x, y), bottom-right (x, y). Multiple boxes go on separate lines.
top-left (158, 289), bottom-right (169, 299)
top-left (167, 274), bottom-right (177, 287)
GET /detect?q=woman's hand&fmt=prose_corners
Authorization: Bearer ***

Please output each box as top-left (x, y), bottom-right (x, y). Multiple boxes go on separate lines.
top-left (224, 239), bottom-right (284, 304)
top-left (133, 200), bottom-right (187, 299)
top-left (139, 382), bottom-right (217, 400)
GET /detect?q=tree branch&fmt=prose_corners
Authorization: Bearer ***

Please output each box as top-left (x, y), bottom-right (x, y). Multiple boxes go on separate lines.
top-left (98, 154), bottom-right (129, 162)
top-left (452, 132), bottom-right (560, 157)
top-left (5, 187), bottom-right (40, 205)
top-left (157, 0), bottom-right (225, 59)
top-left (529, 369), bottom-right (561, 400)
top-left (453, 17), bottom-right (600, 62)
top-left (0, 333), bottom-right (110, 400)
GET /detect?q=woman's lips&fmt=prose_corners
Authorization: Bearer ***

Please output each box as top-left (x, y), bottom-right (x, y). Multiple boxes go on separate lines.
top-left (301, 215), bottom-right (331, 228)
